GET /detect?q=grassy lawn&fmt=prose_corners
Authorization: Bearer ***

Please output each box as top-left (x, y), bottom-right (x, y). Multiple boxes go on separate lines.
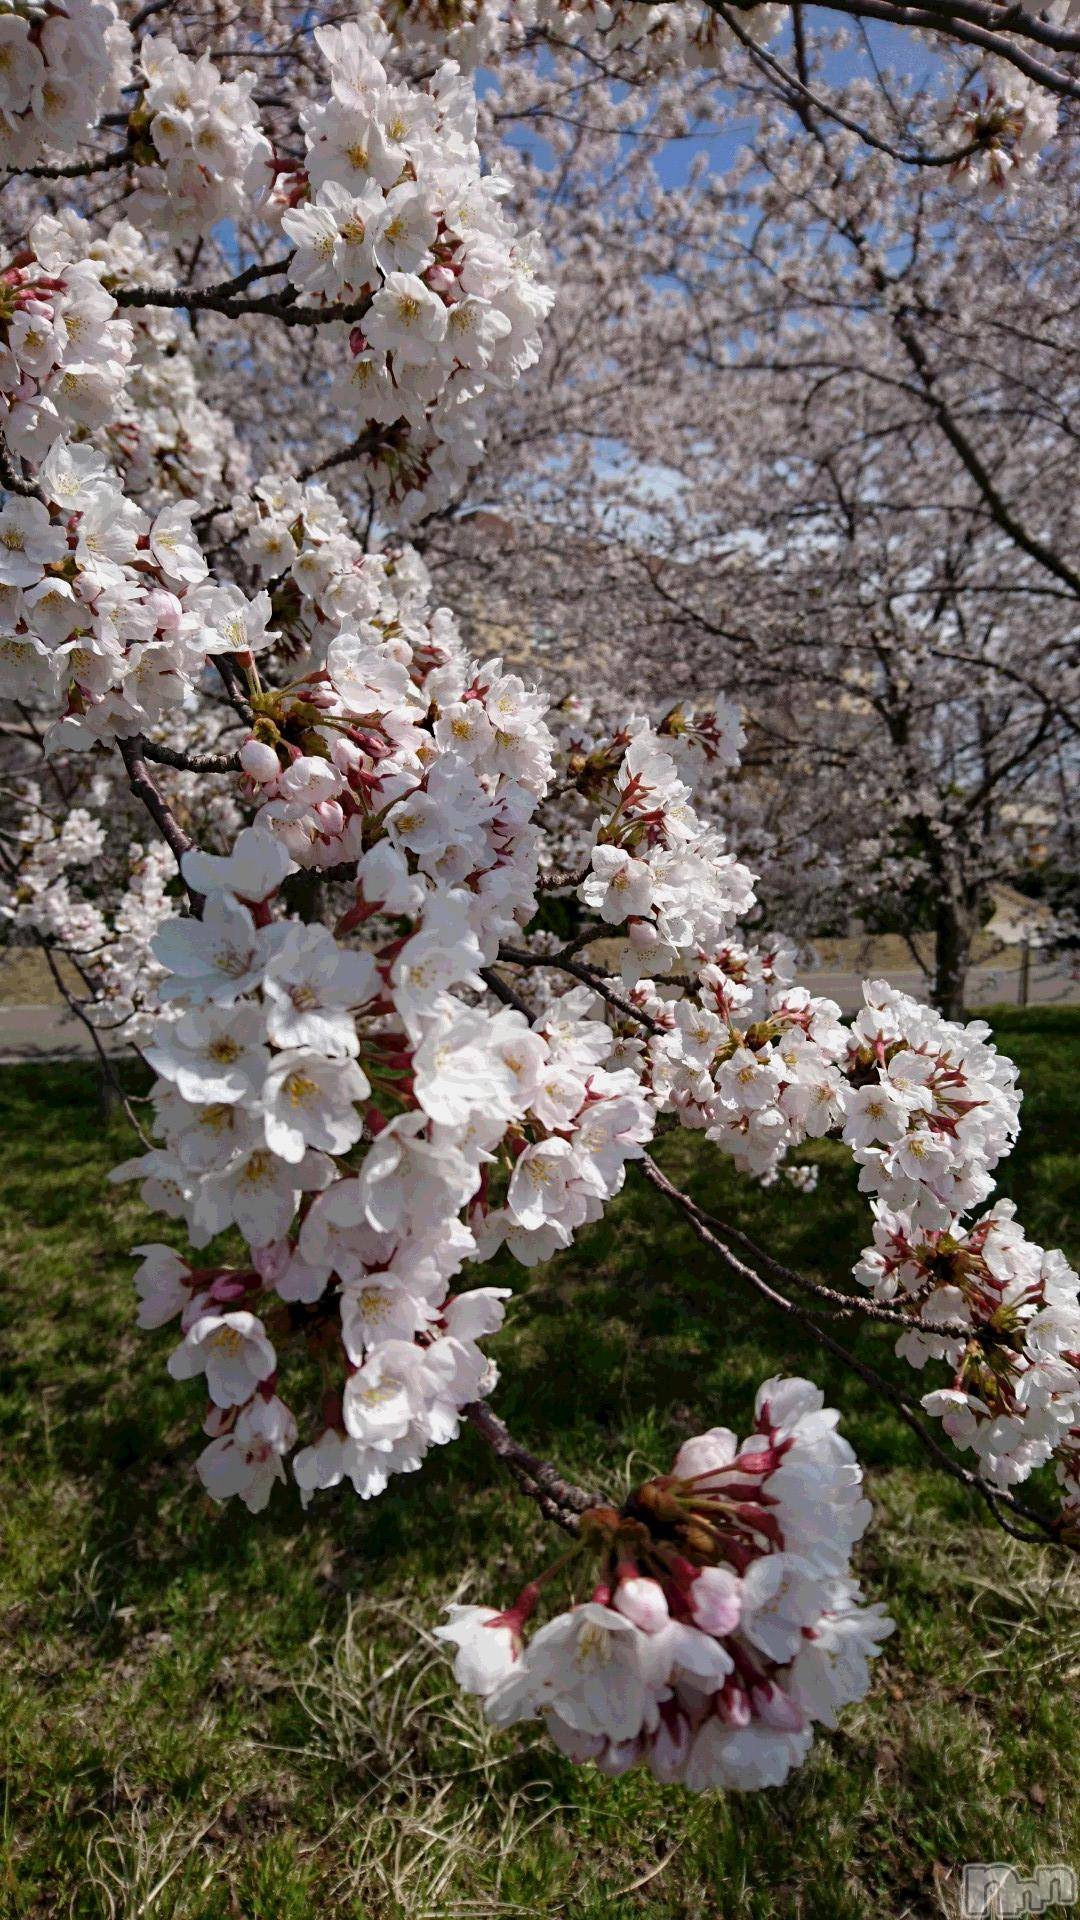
top-left (1, 1006), bottom-right (1078, 1919)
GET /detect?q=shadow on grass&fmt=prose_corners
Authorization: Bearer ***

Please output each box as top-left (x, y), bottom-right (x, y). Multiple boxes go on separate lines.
top-left (3, 1006), bottom-right (1076, 1629)
top-left (1, 1010), bottom-right (1078, 1918)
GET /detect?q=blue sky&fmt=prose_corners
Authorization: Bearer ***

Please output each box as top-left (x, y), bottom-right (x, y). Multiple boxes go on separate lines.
top-left (481, 20), bottom-right (946, 189)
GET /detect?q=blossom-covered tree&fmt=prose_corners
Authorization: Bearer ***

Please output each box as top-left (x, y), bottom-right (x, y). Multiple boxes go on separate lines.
top-left (1, 0), bottom-right (1078, 1798)
top-left (422, 79), bottom-right (1079, 1016)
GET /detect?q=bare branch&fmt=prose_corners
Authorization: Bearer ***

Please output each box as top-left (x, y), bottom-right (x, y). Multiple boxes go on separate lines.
top-left (138, 740), bottom-right (242, 776)
top-left (116, 736), bottom-right (202, 909)
top-left (465, 1401), bottom-right (602, 1535)
top-left (638, 1152), bottom-right (1069, 1550)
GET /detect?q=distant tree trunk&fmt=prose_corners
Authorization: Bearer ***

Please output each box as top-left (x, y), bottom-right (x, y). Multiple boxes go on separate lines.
top-left (932, 897), bottom-right (973, 1022)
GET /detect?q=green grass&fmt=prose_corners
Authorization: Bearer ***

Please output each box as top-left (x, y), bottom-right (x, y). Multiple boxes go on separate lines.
top-left (1, 1006), bottom-right (1078, 1919)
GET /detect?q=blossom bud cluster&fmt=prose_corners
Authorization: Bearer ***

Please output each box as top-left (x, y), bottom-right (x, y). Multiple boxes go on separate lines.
top-left (438, 1377), bottom-right (893, 1789)
top-left (128, 36), bottom-right (273, 242)
top-left (0, 0), bottom-right (129, 170)
top-left (567, 717), bottom-right (846, 1178)
top-left (949, 62), bottom-right (1061, 191)
top-left (278, 23), bottom-right (553, 520)
top-left (578, 716), bottom-right (757, 988)
top-left (837, 984), bottom-right (1080, 1496)
top-left (857, 1199), bottom-right (1080, 1491)
top-left (236, 472), bottom-right (447, 686)
top-left (840, 982), bottom-right (1021, 1227)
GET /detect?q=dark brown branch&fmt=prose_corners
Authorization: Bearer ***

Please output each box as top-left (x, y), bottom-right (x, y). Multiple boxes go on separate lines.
top-left (643, 1152), bottom-right (1010, 1346)
top-left (889, 309), bottom-right (1080, 601)
top-left (713, 0), bottom-right (993, 165)
top-left (139, 739), bottom-right (242, 776)
top-left (113, 281), bottom-right (373, 329)
top-left (465, 1401), bottom-right (602, 1535)
top-left (480, 966), bottom-right (536, 1019)
top-left (1, 148), bottom-right (129, 185)
top-left (499, 942), bottom-right (663, 1033)
top-left (117, 736), bottom-right (202, 910)
top-left (638, 1152), bottom-right (1069, 1550)
top-left (36, 939), bottom-right (152, 1147)
top-left (0, 424), bottom-right (45, 501)
top-left (741, 0), bottom-right (1080, 98)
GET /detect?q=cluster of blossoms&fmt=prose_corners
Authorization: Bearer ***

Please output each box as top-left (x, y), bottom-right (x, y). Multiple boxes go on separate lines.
top-left (114, 585), bottom-right (656, 1510)
top-left (233, 471), bottom-right (445, 686)
top-left (0, 221), bottom-right (133, 467)
top-left (839, 984), bottom-right (1021, 1228)
top-left (0, 436), bottom-right (266, 746)
top-left (837, 986), bottom-right (1073, 1488)
top-left (0, 781), bottom-right (175, 1025)
top-left (949, 60), bottom-right (1061, 190)
top-left (128, 36), bottom-right (273, 242)
top-left (857, 1199), bottom-right (1080, 1489)
top-left (520, 725), bottom-right (1080, 1511)
top-left (0, 212), bottom-right (283, 748)
top-left (12, 210), bottom-right (250, 508)
top-left (574, 710), bottom-right (757, 987)
top-left (1, 784), bottom-right (107, 954)
top-left (0, 0), bottom-right (129, 169)
top-left (438, 1377), bottom-right (894, 1790)
top-left (374, 0), bottom-right (783, 76)
top-left (277, 22), bottom-right (553, 520)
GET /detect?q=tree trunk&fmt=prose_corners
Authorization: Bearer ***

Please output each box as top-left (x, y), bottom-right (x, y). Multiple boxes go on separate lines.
top-left (932, 899), bottom-right (973, 1022)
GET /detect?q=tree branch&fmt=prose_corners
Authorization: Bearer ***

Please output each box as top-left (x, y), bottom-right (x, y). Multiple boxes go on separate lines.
top-left (465, 1401), bottom-right (602, 1535)
top-left (498, 943), bottom-right (663, 1033)
top-left (138, 740), bottom-right (242, 776)
top-left (113, 282), bottom-right (373, 329)
top-left (116, 736), bottom-right (202, 909)
top-left (638, 1151), bottom-right (1069, 1549)
top-left (1, 148), bottom-right (129, 185)
top-left (0, 423), bottom-right (45, 501)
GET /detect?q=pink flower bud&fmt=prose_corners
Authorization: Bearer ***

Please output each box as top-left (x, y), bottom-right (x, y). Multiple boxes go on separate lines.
top-left (241, 738), bottom-right (280, 782)
top-left (650, 1702), bottom-right (692, 1783)
top-left (751, 1683), bottom-right (805, 1732)
top-left (596, 1734), bottom-right (643, 1776)
top-left (330, 736), bottom-right (365, 775)
top-left (689, 1564), bottom-right (742, 1636)
top-left (614, 1574), bottom-right (670, 1633)
top-left (314, 800), bottom-right (345, 836)
top-left (717, 1679), bottom-right (752, 1727)
top-left (252, 1240), bottom-right (291, 1284)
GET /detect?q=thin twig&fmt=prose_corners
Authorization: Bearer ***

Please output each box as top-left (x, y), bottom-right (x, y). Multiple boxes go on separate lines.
top-left (139, 739), bottom-right (242, 776)
top-left (116, 736), bottom-right (202, 910)
top-left (465, 1401), bottom-right (602, 1535)
top-left (638, 1152), bottom-right (1068, 1550)
top-left (36, 940), bottom-right (151, 1146)
top-left (499, 942), bottom-right (662, 1034)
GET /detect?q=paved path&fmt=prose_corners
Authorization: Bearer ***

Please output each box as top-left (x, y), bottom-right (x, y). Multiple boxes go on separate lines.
top-left (0, 1004), bottom-right (132, 1066)
top-left (796, 962), bottom-right (1078, 1015)
top-left (1, 961), bottom-right (1075, 1065)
